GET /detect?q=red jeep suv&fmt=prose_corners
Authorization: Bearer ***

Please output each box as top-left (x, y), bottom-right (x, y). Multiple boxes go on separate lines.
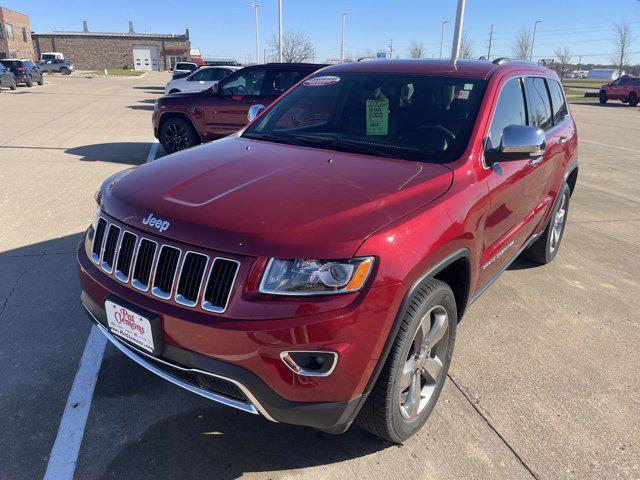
top-left (78, 59), bottom-right (578, 442)
top-left (153, 63), bottom-right (325, 153)
top-left (599, 75), bottom-right (640, 106)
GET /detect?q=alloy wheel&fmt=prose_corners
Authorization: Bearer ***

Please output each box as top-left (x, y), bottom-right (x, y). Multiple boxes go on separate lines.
top-left (399, 305), bottom-right (449, 421)
top-left (550, 192), bottom-right (567, 253)
top-left (163, 123), bottom-right (190, 152)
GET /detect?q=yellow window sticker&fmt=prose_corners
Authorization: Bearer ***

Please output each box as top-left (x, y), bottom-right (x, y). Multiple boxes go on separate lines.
top-left (366, 98), bottom-right (389, 136)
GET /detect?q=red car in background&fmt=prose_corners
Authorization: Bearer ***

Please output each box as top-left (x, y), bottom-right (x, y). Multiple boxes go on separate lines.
top-left (153, 63), bottom-right (325, 153)
top-left (599, 75), bottom-right (640, 106)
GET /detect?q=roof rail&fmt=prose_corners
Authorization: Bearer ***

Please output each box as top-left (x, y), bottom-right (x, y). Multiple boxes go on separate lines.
top-left (492, 57), bottom-right (538, 66)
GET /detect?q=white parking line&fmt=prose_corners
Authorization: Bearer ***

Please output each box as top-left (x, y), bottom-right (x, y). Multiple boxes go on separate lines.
top-left (44, 139), bottom-right (159, 479)
top-left (43, 326), bottom-right (106, 480)
top-left (146, 140), bottom-right (159, 163)
top-left (582, 140), bottom-right (640, 154)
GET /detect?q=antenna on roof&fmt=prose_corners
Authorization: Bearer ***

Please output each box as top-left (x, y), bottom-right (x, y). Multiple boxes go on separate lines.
top-left (450, 0), bottom-right (466, 65)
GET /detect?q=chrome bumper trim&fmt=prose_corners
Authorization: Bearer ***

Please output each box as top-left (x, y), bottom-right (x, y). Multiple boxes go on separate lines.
top-left (84, 305), bottom-right (275, 421)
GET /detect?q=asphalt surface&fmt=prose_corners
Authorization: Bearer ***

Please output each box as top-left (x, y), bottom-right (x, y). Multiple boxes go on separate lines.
top-left (0, 73), bottom-right (638, 480)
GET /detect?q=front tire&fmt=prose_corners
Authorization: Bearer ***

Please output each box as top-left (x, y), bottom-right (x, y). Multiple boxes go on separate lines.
top-left (629, 92), bottom-right (638, 107)
top-left (159, 117), bottom-right (198, 153)
top-left (37, 76), bottom-right (44, 86)
top-left (356, 278), bottom-right (456, 443)
top-left (522, 183), bottom-right (571, 265)
top-left (26, 76), bottom-right (33, 87)
top-left (599, 91), bottom-right (608, 104)
top-left (60, 67), bottom-right (70, 75)
top-left (10, 80), bottom-right (16, 90)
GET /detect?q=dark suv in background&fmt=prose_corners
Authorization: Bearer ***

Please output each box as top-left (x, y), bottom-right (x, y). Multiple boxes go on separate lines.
top-left (0, 64), bottom-right (17, 91)
top-left (0, 60), bottom-right (43, 87)
top-left (153, 63), bottom-right (325, 153)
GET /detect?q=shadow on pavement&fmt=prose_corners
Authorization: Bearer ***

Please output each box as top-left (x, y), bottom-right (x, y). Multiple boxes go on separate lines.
top-left (127, 105), bottom-right (154, 111)
top-left (66, 142), bottom-right (155, 165)
top-left (507, 257), bottom-right (539, 271)
top-left (134, 86), bottom-right (165, 91)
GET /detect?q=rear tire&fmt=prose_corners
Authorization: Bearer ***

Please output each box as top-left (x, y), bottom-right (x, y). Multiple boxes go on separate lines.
top-left (10, 80), bottom-right (16, 90)
top-left (629, 92), bottom-right (638, 107)
top-left (37, 76), bottom-right (44, 86)
top-left (169, 89), bottom-right (180, 94)
top-left (356, 278), bottom-right (457, 443)
top-left (599, 91), bottom-right (607, 104)
top-left (159, 117), bottom-right (198, 153)
top-left (26, 76), bottom-right (33, 87)
top-left (522, 183), bottom-right (571, 265)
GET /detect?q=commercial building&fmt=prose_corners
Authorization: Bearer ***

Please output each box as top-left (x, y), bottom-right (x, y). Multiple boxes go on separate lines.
top-left (0, 7), bottom-right (35, 59)
top-left (31, 21), bottom-right (191, 71)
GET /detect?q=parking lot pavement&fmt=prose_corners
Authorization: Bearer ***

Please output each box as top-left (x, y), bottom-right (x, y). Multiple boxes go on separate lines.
top-left (0, 75), bottom-right (638, 479)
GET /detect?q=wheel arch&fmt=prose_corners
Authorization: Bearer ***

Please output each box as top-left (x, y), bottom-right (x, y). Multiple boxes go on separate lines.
top-left (158, 111), bottom-right (203, 143)
top-left (565, 162), bottom-right (579, 196)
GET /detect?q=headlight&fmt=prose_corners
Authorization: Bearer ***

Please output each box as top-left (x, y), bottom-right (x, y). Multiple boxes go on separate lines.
top-left (91, 202), bottom-right (101, 229)
top-left (259, 257), bottom-right (374, 295)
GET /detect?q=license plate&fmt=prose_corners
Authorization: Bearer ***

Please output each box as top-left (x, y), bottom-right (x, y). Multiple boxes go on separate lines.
top-left (106, 300), bottom-right (155, 353)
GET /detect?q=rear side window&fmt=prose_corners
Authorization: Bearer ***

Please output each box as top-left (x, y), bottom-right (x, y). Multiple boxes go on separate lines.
top-left (487, 77), bottom-right (527, 150)
top-left (547, 80), bottom-right (568, 124)
top-left (261, 69), bottom-right (304, 96)
top-left (220, 68), bottom-right (265, 96)
top-left (524, 77), bottom-right (553, 130)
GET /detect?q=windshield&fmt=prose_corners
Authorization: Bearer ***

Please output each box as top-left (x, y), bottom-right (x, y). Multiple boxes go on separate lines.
top-left (242, 73), bottom-right (486, 163)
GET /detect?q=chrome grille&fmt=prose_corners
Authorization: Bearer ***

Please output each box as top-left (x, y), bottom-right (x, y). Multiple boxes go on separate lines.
top-left (91, 218), bottom-right (107, 263)
top-left (91, 217), bottom-right (239, 313)
top-left (101, 225), bottom-right (121, 273)
top-left (115, 232), bottom-right (137, 282)
top-left (176, 252), bottom-right (208, 307)
top-left (152, 246), bottom-right (181, 299)
top-left (202, 259), bottom-right (240, 313)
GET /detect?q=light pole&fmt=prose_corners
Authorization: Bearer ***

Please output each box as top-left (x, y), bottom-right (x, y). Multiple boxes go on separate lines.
top-left (487, 24), bottom-right (494, 60)
top-left (278, 0), bottom-right (283, 62)
top-left (340, 12), bottom-right (348, 63)
top-left (248, 4), bottom-right (260, 64)
top-left (439, 20), bottom-right (449, 59)
top-left (450, 0), bottom-right (466, 64)
top-left (530, 20), bottom-right (542, 61)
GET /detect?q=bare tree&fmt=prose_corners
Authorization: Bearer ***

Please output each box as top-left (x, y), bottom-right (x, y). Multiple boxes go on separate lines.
top-left (460, 33), bottom-right (473, 59)
top-left (267, 30), bottom-right (316, 63)
top-left (554, 47), bottom-right (572, 79)
top-left (409, 40), bottom-right (425, 59)
top-left (512, 28), bottom-right (532, 59)
top-left (611, 22), bottom-right (635, 76)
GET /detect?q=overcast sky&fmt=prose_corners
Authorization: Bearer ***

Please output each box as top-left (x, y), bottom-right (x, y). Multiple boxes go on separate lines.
top-left (9, 0), bottom-right (640, 64)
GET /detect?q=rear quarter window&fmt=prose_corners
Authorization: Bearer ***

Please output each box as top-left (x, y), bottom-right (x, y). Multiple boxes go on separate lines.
top-left (547, 80), bottom-right (569, 124)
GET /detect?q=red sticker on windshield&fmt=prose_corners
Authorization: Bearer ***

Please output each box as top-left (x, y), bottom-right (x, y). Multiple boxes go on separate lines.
top-left (303, 76), bottom-right (341, 87)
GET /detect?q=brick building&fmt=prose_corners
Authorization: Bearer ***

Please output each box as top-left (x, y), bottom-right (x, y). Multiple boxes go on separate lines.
top-left (0, 7), bottom-right (35, 59)
top-left (32, 21), bottom-right (190, 71)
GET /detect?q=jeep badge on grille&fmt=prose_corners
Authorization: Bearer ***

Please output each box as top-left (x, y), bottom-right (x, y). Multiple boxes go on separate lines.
top-left (142, 213), bottom-right (170, 232)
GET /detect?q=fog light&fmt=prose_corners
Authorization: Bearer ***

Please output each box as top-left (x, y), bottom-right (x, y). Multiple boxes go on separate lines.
top-left (280, 351), bottom-right (338, 377)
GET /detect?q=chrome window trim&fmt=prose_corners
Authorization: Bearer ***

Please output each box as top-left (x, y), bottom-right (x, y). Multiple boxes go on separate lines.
top-left (85, 307), bottom-right (275, 421)
top-left (151, 245), bottom-right (182, 300)
top-left (90, 217), bottom-right (107, 265)
top-left (175, 251), bottom-right (210, 308)
top-left (131, 238), bottom-right (158, 293)
top-left (201, 257), bottom-right (241, 314)
top-left (100, 224), bottom-right (121, 274)
top-left (114, 231), bottom-right (139, 284)
top-left (279, 350), bottom-right (339, 377)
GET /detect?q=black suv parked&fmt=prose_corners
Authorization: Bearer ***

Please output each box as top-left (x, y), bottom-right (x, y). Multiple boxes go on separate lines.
top-left (0, 60), bottom-right (43, 87)
top-left (0, 64), bottom-right (17, 91)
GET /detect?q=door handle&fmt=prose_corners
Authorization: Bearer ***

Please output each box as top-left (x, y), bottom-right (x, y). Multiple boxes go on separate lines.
top-left (529, 156), bottom-right (544, 167)
top-left (560, 136), bottom-right (570, 144)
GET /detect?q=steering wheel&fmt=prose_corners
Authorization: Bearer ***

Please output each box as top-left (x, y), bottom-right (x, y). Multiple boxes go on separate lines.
top-left (417, 124), bottom-right (456, 142)
top-left (235, 85), bottom-right (249, 95)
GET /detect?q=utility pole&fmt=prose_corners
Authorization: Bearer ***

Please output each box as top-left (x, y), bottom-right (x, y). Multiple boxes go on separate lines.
top-left (340, 12), bottom-right (348, 63)
top-left (278, 0), bottom-right (283, 62)
top-left (530, 20), bottom-right (542, 61)
top-left (450, 0), bottom-right (466, 64)
top-left (248, 4), bottom-right (260, 64)
top-left (388, 39), bottom-right (393, 59)
top-left (439, 20), bottom-right (449, 59)
top-left (487, 24), bottom-right (494, 60)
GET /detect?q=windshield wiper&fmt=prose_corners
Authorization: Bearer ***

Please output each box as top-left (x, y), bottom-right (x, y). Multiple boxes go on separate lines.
top-left (289, 134), bottom-right (398, 159)
top-left (243, 132), bottom-right (312, 148)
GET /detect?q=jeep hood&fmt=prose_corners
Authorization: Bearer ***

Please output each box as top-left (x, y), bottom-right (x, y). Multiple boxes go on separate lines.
top-left (101, 137), bottom-right (453, 258)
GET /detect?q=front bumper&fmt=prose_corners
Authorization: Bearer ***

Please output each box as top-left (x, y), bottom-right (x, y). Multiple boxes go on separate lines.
top-left (82, 292), bottom-right (367, 432)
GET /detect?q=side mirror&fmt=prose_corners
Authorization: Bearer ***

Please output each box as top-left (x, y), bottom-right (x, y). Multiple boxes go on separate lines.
top-left (247, 104), bottom-right (266, 122)
top-left (486, 125), bottom-right (546, 164)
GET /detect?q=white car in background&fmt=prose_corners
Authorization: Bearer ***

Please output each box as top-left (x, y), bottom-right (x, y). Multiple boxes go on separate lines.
top-left (164, 66), bottom-right (241, 95)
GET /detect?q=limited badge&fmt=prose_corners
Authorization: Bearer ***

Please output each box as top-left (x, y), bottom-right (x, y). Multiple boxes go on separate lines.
top-left (303, 76), bottom-right (341, 87)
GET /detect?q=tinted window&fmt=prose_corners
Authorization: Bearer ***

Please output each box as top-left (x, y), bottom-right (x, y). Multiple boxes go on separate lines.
top-left (548, 80), bottom-right (568, 124)
top-left (189, 68), bottom-right (216, 81)
top-left (220, 68), bottom-right (265, 96)
top-left (261, 69), bottom-right (305, 96)
top-left (175, 62), bottom-right (196, 71)
top-left (487, 77), bottom-right (527, 150)
top-left (243, 73), bottom-right (487, 163)
top-left (21, 27), bottom-right (27, 42)
top-left (212, 68), bottom-right (233, 81)
top-left (525, 77), bottom-right (553, 130)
